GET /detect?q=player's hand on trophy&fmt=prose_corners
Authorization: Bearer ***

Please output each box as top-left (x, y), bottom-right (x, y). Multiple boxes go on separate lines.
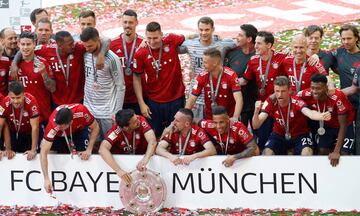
top-left (44, 178), bottom-right (53, 194)
top-left (136, 158), bottom-right (148, 171)
top-left (118, 170), bottom-right (132, 185)
top-left (222, 155), bottom-right (236, 167)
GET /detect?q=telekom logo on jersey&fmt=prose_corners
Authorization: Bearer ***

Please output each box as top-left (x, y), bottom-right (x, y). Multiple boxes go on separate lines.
top-left (51, 61), bottom-right (73, 73)
top-left (18, 69), bottom-right (29, 87)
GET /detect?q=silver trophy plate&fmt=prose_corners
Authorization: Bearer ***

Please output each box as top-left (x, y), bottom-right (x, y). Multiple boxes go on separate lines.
top-left (119, 169), bottom-right (167, 214)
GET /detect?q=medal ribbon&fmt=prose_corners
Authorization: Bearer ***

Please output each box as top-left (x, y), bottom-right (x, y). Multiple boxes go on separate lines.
top-left (122, 33), bottom-right (137, 74)
top-left (122, 130), bottom-right (136, 154)
top-left (147, 42), bottom-right (163, 79)
top-left (209, 68), bottom-right (223, 106)
top-left (178, 129), bottom-right (192, 156)
top-left (277, 98), bottom-right (291, 138)
top-left (259, 52), bottom-right (273, 91)
top-left (292, 58), bottom-right (307, 92)
top-left (317, 100), bottom-right (326, 129)
top-left (63, 125), bottom-right (77, 158)
top-left (56, 48), bottom-right (71, 86)
top-left (217, 126), bottom-right (230, 154)
top-left (11, 104), bottom-right (24, 140)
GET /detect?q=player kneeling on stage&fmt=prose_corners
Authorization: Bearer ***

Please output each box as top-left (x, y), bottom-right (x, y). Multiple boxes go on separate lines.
top-left (40, 104), bottom-right (100, 193)
top-left (99, 109), bottom-right (157, 185)
top-left (199, 106), bottom-right (259, 167)
top-left (156, 108), bottom-right (216, 165)
top-left (252, 76), bottom-right (331, 156)
top-left (298, 74), bottom-right (355, 166)
top-left (0, 81), bottom-right (40, 160)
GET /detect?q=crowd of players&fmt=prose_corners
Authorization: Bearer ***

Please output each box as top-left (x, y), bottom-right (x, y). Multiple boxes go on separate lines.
top-left (0, 7), bottom-right (359, 189)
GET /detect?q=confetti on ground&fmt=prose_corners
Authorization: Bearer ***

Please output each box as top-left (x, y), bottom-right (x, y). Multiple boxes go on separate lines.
top-left (0, 205), bottom-right (358, 215)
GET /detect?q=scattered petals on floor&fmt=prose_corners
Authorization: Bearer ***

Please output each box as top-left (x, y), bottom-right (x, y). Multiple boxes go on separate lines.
top-left (0, 204), bottom-right (358, 215)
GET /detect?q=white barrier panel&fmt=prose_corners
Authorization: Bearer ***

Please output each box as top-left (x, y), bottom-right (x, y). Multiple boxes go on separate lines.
top-left (0, 154), bottom-right (359, 211)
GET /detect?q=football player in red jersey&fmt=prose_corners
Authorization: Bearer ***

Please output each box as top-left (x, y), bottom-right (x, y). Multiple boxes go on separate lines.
top-left (156, 108), bottom-right (216, 165)
top-left (133, 22), bottom-right (185, 137)
top-left (199, 106), bottom-right (258, 167)
top-left (14, 32), bottom-right (55, 124)
top-left (253, 76), bottom-right (331, 155)
top-left (110, 9), bottom-right (144, 114)
top-left (240, 31), bottom-right (287, 150)
top-left (186, 47), bottom-right (243, 120)
top-left (99, 109), bottom-right (157, 185)
top-left (40, 104), bottom-right (100, 193)
top-left (299, 74), bottom-right (355, 166)
top-left (0, 81), bottom-right (39, 160)
top-left (282, 34), bottom-right (326, 93)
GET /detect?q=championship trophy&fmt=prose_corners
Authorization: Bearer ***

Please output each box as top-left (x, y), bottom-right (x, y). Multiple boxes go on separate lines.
top-left (119, 169), bottom-right (167, 213)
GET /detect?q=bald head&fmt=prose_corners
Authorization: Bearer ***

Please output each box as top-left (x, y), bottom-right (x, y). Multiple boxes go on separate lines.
top-left (292, 33), bottom-right (307, 62)
top-left (0, 27), bottom-right (17, 51)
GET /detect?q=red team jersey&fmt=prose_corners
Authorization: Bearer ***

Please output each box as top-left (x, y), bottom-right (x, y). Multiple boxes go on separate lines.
top-left (298, 88), bottom-right (354, 128)
top-left (0, 93), bottom-right (40, 134)
top-left (133, 34), bottom-right (185, 102)
top-left (110, 34), bottom-right (144, 104)
top-left (243, 51), bottom-right (287, 101)
top-left (192, 67), bottom-right (241, 119)
top-left (163, 124), bottom-right (209, 155)
top-left (105, 115), bottom-right (152, 154)
top-left (0, 56), bottom-right (10, 96)
top-left (199, 119), bottom-right (253, 154)
top-left (44, 103), bottom-right (95, 141)
top-left (17, 56), bottom-right (54, 122)
top-left (35, 42), bottom-right (86, 105)
top-left (262, 95), bottom-right (310, 138)
top-left (281, 56), bottom-right (327, 92)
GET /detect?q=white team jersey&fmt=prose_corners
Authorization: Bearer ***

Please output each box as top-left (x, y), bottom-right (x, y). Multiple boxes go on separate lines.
top-left (179, 38), bottom-right (236, 104)
top-left (83, 50), bottom-right (125, 119)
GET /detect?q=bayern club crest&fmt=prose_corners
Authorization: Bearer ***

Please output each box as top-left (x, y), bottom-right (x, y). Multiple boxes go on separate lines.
top-left (272, 62), bottom-right (279, 69)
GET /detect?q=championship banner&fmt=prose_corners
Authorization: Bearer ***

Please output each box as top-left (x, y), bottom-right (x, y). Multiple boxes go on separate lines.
top-left (0, 155), bottom-right (359, 211)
